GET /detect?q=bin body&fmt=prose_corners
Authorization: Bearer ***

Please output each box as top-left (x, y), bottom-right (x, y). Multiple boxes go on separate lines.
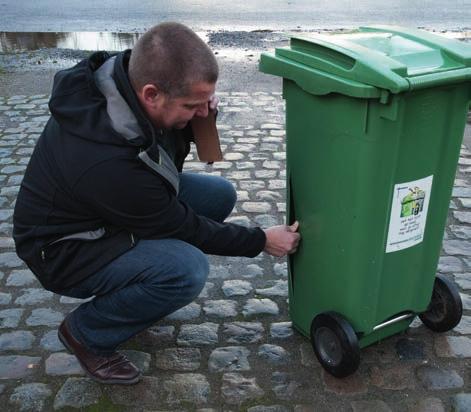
top-left (260, 26), bottom-right (471, 348)
top-left (285, 80), bottom-right (469, 347)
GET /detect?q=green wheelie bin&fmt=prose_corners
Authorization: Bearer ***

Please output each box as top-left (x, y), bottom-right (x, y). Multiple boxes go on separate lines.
top-left (259, 26), bottom-right (471, 377)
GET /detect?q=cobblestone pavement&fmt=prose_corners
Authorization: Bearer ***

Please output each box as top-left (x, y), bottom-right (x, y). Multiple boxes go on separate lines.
top-left (0, 91), bottom-right (470, 412)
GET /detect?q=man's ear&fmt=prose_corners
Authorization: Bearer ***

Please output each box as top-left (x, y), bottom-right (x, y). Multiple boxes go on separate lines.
top-left (139, 84), bottom-right (164, 109)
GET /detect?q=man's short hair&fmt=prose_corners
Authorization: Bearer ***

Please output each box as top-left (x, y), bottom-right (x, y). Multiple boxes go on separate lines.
top-left (128, 22), bottom-right (218, 97)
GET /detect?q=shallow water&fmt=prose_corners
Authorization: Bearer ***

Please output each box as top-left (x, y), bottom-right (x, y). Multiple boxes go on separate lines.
top-left (0, 32), bottom-right (141, 53)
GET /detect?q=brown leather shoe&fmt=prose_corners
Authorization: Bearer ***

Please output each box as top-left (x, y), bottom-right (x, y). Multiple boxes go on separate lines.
top-left (58, 318), bottom-right (141, 385)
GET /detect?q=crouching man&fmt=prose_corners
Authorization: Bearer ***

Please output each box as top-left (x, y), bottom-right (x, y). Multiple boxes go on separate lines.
top-left (13, 22), bottom-right (299, 384)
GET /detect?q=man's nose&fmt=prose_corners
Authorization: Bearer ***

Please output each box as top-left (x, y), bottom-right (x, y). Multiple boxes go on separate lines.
top-left (195, 103), bottom-right (209, 118)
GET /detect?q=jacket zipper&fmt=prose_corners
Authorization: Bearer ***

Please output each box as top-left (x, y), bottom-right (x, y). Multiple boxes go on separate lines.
top-left (130, 232), bottom-right (135, 246)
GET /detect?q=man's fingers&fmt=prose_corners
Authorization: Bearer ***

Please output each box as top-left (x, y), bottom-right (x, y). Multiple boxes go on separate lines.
top-left (263, 223), bottom-right (301, 257)
top-left (289, 221), bottom-right (299, 232)
top-left (209, 95), bottom-right (219, 111)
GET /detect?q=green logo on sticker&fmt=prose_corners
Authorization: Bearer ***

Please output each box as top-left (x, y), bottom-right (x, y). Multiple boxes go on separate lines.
top-left (401, 187), bottom-right (425, 217)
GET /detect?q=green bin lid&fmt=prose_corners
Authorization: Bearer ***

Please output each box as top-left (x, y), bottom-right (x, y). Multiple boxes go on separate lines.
top-left (259, 25), bottom-right (471, 98)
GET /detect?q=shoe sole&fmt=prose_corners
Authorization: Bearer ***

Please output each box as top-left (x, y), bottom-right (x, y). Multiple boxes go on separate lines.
top-left (58, 327), bottom-right (141, 385)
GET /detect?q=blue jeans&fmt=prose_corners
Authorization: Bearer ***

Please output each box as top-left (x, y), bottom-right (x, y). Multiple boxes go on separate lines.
top-left (61, 172), bottom-right (237, 354)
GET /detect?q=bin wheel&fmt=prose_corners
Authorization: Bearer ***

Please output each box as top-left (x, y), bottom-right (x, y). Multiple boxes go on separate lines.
top-left (419, 274), bottom-right (462, 332)
top-left (310, 311), bottom-right (360, 378)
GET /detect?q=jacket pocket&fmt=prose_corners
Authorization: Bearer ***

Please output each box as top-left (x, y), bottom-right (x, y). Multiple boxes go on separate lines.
top-left (40, 228), bottom-right (106, 262)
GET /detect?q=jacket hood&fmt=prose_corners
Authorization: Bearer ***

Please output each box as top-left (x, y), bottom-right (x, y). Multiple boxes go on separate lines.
top-left (48, 50), bottom-right (154, 148)
top-left (48, 50), bottom-right (181, 193)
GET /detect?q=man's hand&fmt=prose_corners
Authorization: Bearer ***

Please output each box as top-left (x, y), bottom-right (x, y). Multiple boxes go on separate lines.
top-left (208, 94), bottom-right (219, 112)
top-left (263, 221), bottom-right (300, 257)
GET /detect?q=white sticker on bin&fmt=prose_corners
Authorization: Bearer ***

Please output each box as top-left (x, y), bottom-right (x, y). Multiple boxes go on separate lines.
top-left (386, 175), bottom-right (433, 253)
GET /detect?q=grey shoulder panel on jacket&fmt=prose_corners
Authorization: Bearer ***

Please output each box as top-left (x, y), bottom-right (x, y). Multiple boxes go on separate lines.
top-left (94, 56), bottom-right (180, 193)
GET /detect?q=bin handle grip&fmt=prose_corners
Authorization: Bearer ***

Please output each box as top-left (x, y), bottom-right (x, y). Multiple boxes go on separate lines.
top-left (259, 52), bottom-right (382, 98)
top-left (289, 37), bottom-right (356, 70)
top-left (274, 37), bottom-right (410, 93)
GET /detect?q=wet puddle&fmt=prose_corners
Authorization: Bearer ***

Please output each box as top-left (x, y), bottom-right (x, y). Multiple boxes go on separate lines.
top-left (0, 32), bottom-right (142, 53)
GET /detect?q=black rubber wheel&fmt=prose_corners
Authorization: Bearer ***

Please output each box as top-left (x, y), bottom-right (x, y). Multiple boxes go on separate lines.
top-left (419, 274), bottom-right (463, 332)
top-left (310, 311), bottom-right (360, 378)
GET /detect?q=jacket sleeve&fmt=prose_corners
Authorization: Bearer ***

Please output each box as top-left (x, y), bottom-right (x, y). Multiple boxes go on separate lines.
top-left (74, 156), bottom-right (266, 257)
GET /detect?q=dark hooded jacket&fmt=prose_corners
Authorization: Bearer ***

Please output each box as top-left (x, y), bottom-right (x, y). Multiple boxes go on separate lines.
top-left (13, 50), bottom-right (266, 292)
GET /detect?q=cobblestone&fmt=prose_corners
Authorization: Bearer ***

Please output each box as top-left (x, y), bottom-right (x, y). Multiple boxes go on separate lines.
top-left (208, 346), bottom-right (250, 372)
top-left (0, 308), bottom-right (24, 328)
top-left (166, 302), bottom-right (201, 320)
top-left (1, 165), bottom-right (26, 174)
top-left (53, 377), bottom-right (102, 410)
top-left (40, 330), bottom-right (65, 352)
top-left (270, 322), bottom-right (293, 339)
top-left (0, 330), bottom-right (34, 351)
top-left (26, 308), bottom-right (63, 327)
top-left (156, 348), bottom-right (201, 371)
top-left (6, 269), bottom-right (37, 286)
top-left (164, 373), bottom-right (210, 405)
top-left (369, 365), bottom-right (415, 390)
top-left (208, 264), bottom-right (230, 279)
top-left (416, 365), bottom-right (464, 390)
top-left (256, 280), bottom-right (288, 297)
top-left (452, 394), bottom-right (471, 411)
top-left (395, 337), bottom-right (426, 361)
top-left (177, 323), bottom-right (219, 346)
top-left (221, 373), bottom-right (264, 405)
top-left (0, 355), bottom-right (41, 379)
top-left (104, 376), bottom-right (160, 407)
top-left (454, 315), bottom-right (471, 334)
top-left (0, 292), bottom-right (11, 305)
top-left (454, 211), bottom-right (471, 224)
top-left (222, 279), bottom-right (253, 296)
top-left (454, 273), bottom-right (471, 289)
top-left (451, 226), bottom-right (471, 241)
top-left (0, 91), bottom-right (470, 409)
top-left (273, 262), bottom-right (288, 277)
top-left (0, 251), bottom-right (23, 268)
top-left (223, 321), bottom-right (264, 344)
top-left (443, 239), bottom-right (471, 255)
top-left (45, 352), bottom-right (83, 376)
top-left (203, 300), bottom-right (238, 317)
top-left (244, 263), bottom-right (264, 278)
top-left (243, 298), bottom-right (279, 316)
top-left (271, 372), bottom-right (303, 400)
top-left (242, 202), bottom-right (271, 213)
top-left (144, 325), bottom-right (175, 343)
top-left (323, 371), bottom-right (368, 395)
top-left (15, 288), bottom-right (54, 305)
top-left (438, 256), bottom-right (465, 272)
top-left (258, 344), bottom-right (289, 364)
top-left (120, 349), bottom-right (151, 373)
top-left (435, 335), bottom-right (471, 357)
top-left (0, 209), bottom-right (13, 220)
top-left (9, 383), bottom-right (52, 412)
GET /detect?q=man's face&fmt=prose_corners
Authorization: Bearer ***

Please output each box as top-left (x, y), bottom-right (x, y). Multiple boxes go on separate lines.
top-left (150, 82), bottom-right (216, 130)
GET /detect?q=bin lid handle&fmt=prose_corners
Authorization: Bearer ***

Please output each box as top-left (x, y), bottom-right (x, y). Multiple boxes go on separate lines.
top-left (277, 36), bottom-right (410, 93)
